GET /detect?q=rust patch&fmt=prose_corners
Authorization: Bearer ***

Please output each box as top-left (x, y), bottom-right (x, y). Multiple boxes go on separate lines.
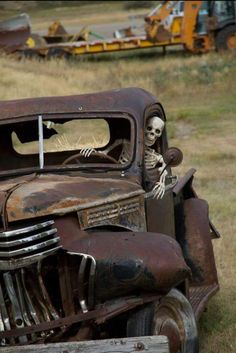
top-left (183, 198), bottom-right (218, 286)
top-left (6, 174), bottom-right (144, 221)
top-left (63, 231), bottom-right (191, 301)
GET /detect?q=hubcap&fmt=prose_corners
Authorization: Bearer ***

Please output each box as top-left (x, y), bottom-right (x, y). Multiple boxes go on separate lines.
top-left (153, 289), bottom-right (199, 353)
top-left (158, 316), bottom-right (182, 353)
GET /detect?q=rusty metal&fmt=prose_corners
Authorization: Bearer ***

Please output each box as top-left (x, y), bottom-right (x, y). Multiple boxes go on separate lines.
top-left (183, 198), bottom-right (219, 287)
top-left (0, 14), bottom-right (30, 54)
top-left (0, 295), bottom-right (159, 340)
top-left (189, 283), bottom-right (219, 320)
top-left (63, 231), bottom-right (191, 302)
top-left (163, 147), bottom-right (183, 167)
top-left (78, 195), bottom-right (146, 231)
top-left (0, 88), bottom-right (156, 123)
top-left (173, 168), bottom-right (196, 195)
top-left (153, 289), bottom-right (199, 353)
top-left (0, 88), bottom-right (219, 349)
top-left (4, 175), bottom-right (144, 222)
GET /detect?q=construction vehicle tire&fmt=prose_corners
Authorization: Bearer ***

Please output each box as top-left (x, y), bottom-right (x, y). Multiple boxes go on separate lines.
top-left (216, 25), bottom-right (236, 51)
top-left (47, 48), bottom-right (71, 59)
top-left (127, 289), bottom-right (199, 353)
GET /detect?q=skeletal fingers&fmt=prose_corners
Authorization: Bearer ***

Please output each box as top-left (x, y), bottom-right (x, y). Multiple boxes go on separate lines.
top-left (80, 147), bottom-right (96, 157)
top-left (153, 182), bottom-right (165, 199)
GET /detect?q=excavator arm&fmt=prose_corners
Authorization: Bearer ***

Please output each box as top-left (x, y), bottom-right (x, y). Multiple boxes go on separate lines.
top-left (145, 1), bottom-right (180, 42)
top-left (145, 1), bottom-right (179, 23)
top-left (145, 0), bottom-right (203, 46)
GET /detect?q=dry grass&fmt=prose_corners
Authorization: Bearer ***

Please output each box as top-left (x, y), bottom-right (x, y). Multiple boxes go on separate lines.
top-left (0, 42), bottom-right (236, 353)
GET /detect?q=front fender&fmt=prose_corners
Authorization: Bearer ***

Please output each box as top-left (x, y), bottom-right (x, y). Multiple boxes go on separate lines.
top-left (173, 169), bottom-right (219, 287)
top-left (63, 231), bottom-right (191, 301)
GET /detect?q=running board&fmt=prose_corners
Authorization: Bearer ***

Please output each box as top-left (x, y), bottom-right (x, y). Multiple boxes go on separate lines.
top-left (189, 283), bottom-right (219, 320)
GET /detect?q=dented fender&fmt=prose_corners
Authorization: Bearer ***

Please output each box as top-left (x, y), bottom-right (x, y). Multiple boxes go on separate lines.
top-left (63, 231), bottom-right (191, 301)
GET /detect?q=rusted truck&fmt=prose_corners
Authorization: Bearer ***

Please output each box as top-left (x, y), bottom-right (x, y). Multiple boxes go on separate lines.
top-left (0, 88), bottom-right (219, 353)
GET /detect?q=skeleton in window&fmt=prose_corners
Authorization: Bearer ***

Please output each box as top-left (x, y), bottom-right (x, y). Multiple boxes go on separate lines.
top-left (81, 116), bottom-right (167, 199)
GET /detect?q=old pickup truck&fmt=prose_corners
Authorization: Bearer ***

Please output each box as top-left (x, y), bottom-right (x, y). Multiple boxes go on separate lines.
top-left (0, 88), bottom-right (219, 353)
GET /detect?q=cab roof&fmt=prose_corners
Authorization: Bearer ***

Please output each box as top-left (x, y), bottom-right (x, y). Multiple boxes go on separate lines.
top-left (0, 87), bottom-right (162, 124)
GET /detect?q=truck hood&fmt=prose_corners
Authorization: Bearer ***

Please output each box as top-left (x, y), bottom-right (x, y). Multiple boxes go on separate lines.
top-left (0, 174), bottom-right (144, 223)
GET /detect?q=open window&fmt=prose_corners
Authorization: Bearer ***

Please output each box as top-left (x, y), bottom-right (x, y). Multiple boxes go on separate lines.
top-left (0, 113), bottom-right (134, 176)
top-left (143, 105), bottom-right (168, 193)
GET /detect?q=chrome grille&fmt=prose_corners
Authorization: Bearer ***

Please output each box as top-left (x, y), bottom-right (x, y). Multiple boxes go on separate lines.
top-left (66, 252), bottom-right (96, 313)
top-left (0, 264), bottom-right (60, 345)
top-left (0, 221), bottom-right (61, 270)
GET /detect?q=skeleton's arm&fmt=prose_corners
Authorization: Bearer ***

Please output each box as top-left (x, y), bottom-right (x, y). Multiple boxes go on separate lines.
top-left (80, 139), bottom-right (124, 158)
top-left (103, 139), bottom-right (124, 154)
top-left (145, 147), bottom-right (167, 199)
top-left (152, 165), bottom-right (167, 199)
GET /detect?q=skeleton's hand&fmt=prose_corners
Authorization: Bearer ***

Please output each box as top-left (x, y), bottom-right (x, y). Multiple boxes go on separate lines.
top-left (152, 167), bottom-right (167, 199)
top-left (80, 147), bottom-right (96, 157)
top-left (152, 181), bottom-right (165, 199)
top-left (145, 149), bottom-right (163, 169)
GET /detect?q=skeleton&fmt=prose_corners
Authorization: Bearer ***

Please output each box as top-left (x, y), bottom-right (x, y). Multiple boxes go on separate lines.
top-left (144, 116), bottom-right (167, 199)
top-left (80, 116), bottom-right (167, 199)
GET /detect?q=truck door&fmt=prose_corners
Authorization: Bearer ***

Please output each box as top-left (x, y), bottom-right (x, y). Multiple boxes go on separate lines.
top-left (143, 119), bottom-right (176, 238)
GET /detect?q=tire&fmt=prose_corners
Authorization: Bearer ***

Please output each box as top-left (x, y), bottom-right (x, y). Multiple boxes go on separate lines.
top-left (215, 25), bottom-right (236, 51)
top-left (127, 303), bottom-right (155, 337)
top-left (127, 289), bottom-right (199, 353)
top-left (47, 48), bottom-right (71, 59)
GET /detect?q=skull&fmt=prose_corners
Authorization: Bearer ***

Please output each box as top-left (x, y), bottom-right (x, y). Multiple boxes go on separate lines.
top-left (145, 116), bottom-right (165, 147)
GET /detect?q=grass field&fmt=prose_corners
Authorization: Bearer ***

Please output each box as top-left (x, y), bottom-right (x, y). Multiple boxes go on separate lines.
top-left (0, 2), bottom-right (236, 352)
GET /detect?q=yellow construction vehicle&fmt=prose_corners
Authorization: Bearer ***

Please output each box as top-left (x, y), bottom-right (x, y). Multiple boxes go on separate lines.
top-left (144, 0), bottom-right (236, 52)
top-left (2, 1), bottom-right (236, 57)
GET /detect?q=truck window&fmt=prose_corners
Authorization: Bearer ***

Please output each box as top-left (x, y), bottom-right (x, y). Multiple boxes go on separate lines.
top-left (0, 115), bottom-right (133, 175)
top-left (12, 119), bottom-right (110, 154)
top-left (213, 1), bottom-right (235, 22)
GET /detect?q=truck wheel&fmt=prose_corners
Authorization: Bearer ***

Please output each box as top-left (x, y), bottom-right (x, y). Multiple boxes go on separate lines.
top-left (216, 25), bottom-right (236, 51)
top-left (127, 289), bottom-right (199, 353)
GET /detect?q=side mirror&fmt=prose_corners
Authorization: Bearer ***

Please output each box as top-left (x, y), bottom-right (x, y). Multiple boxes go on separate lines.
top-left (163, 147), bottom-right (183, 167)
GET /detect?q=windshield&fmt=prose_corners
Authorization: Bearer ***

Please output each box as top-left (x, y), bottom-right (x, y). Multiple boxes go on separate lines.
top-left (0, 114), bottom-right (134, 176)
